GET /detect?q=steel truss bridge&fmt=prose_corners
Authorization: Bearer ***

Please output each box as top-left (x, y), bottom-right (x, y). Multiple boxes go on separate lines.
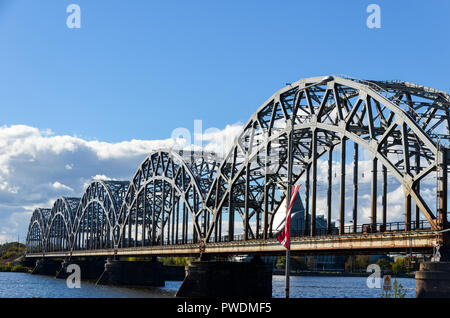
top-left (25, 76), bottom-right (450, 259)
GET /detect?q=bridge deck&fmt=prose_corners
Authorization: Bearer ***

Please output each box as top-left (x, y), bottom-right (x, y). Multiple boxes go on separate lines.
top-left (26, 230), bottom-right (440, 258)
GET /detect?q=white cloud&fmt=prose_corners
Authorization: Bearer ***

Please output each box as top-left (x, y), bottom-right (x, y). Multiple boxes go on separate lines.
top-left (0, 123), bottom-right (243, 242)
top-left (51, 181), bottom-right (73, 192)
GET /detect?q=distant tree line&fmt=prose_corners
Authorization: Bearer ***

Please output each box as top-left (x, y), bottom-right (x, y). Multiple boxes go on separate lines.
top-left (275, 254), bottom-right (417, 274)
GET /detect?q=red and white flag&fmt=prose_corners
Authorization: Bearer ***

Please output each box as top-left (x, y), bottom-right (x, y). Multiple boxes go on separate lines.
top-left (277, 185), bottom-right (301, 249)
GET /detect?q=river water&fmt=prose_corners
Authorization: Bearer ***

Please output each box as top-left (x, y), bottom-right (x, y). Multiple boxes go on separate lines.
top-left (0, 273), bottom-right (416, 298)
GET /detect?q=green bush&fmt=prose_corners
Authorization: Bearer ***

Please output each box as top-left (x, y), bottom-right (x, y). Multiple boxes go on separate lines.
top-left (376, 258), bottom-right (392, 271)
top-left (276, 256), bottom-right (307, 271)
top-left (381, 279), bottom-right (407, 298)
top-left (391, 258), bottom-right (406, 274)
top-left (11, 264), bottom-right (28, 273)
top-left (160, 257), bottom-right (190, 266)
top-left (0, 264), bottom-right (11, 272)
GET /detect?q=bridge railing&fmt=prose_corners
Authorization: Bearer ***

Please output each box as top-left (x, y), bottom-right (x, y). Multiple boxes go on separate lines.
top-left (310, 220), bottom-right (431, 237)
top-left (214, 220), bottom-right (432, 243)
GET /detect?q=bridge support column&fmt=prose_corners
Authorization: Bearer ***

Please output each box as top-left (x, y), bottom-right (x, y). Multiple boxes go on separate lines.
top-left (176, 257), bottom-right (272, 297)
top-left (416, 261), bottom-right (450, 298)
top-left (56, 258), bottom-right (105, 280)
top-left (31, 258), bottom-right (62, 276)
top-left (96, 257), bottom-right (165, 287)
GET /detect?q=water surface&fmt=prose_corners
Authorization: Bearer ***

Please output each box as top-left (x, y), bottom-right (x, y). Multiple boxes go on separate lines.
top-left (0, 273), bottom-right (416, 298)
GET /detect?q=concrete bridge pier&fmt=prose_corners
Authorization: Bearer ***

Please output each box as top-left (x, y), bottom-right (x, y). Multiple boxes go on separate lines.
top-left (416, 244), bottom-right (450, 298)
top-left (31, 258), bottom-right (62, 276)
top-left (416, 261), bottom-right (450, 298)
top-left (56, 258), bottom-right (105, 280)
top-left (96, 257), bottom-right (165, 286)
top-left (176, 256), bottom-right (272, 297)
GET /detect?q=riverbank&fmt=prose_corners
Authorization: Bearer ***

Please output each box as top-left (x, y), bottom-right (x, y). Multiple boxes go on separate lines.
top-left (273, 269), bottom-right (415, 278)
top-left (0, 264), bottom-right (30, 273)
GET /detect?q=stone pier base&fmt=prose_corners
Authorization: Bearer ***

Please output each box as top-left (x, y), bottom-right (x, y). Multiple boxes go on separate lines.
top-left (176, 260), bottom-right (272, 297)
top-left (416, 262), bottom-right (450, 298)
top-left (56, 258), bottom-right (105, 280)
top-left (96, 258), bottom-right (165, 287)
top-left (31, 259), bottom-right (62, 276)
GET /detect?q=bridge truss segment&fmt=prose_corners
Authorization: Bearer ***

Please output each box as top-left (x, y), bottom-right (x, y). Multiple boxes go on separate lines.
top-left (45, 197), bottom-right (80, 252)
top-left (204, 75), bottom-right (450, 243)
top-left (72, 180), bottom-right (129, 251)
top-left (25, 75), bottom-right (450, 256)
top-left (117, 150), bottom-right (220, 248)
top-left (25, 208), bottom-right (51, 254)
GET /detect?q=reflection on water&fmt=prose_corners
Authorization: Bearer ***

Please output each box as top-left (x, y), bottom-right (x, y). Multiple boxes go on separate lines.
top-left (0, 273), bottom-right (416, 298)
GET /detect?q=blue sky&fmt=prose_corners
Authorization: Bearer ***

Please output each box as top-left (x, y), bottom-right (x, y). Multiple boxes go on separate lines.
top-left (0, 0), bottom-right (449, 242)
top-left (0, 0), bottom-right (449, 142)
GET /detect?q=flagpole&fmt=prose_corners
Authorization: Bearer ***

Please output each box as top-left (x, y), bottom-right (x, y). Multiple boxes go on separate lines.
top-left (285, 193), bottom-right (290, 298)
top-left (285, 123), bottom-right (294, 299)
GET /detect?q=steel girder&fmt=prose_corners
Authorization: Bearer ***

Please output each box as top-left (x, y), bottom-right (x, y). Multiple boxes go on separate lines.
top-left (25, 75), bottom-right (450, 256)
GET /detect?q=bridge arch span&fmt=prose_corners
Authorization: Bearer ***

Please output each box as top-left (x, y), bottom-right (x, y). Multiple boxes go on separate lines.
top-left (205, 75), bottom-right (449, 242)
top-left (45, 197), bottom-right (80, 252)
top-left (72, 180), bottom-right (129, 251)
top-left (118, 150), bottom-right (219, 248)
top-left (25, 208), bottom-right (51, 254)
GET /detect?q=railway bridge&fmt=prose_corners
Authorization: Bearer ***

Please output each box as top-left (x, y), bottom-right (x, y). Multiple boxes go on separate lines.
top-left (24, 76), bottom-right (450, 297)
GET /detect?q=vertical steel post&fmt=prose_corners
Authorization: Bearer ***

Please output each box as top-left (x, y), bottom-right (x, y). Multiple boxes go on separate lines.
top-left (438, 148), bottom-right (448, 229)
top-left (382, 164), bottom-right (387, 228)
top-left (228, 190), bottom-right (234, 242)
top-left (415, 149), bottom-right (421, 229)
top-left (402, 123), bottom-right (411, 231)
top-left (353, 142), bottom-right (358, 233)
top-left (285, 123), bottom-right (294, 299)
top-left (152, 180), bottom-right (156, 246)
top-left (327, 147), bottom-right (333, 234)
top-left (244, 163), bottom-right (250, 241)
top-left (304, 166), bottom-right (310, 236)
top-left (161, 181), bottom-right (165, 246)
top-left (263, 183), bottom-right (269, 240)
top-left (371, 157), bottom-right (378, 231)
top-left (181, 202), bottom-right (186, 244)
top-left (171, 190), bottom-right (175, 245)
top-left (339, 137), bottom-right (346, 235)
top-left (175, 198), bottom-right (179, 244)
top-left (405, 194), bottom-right (412, 231)
top-left (134, 200), bottom-right (138, 248)
top-left (311, 128), bottom-right (317, 236)
top-left (142, 186), bottom-right (146, 246)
